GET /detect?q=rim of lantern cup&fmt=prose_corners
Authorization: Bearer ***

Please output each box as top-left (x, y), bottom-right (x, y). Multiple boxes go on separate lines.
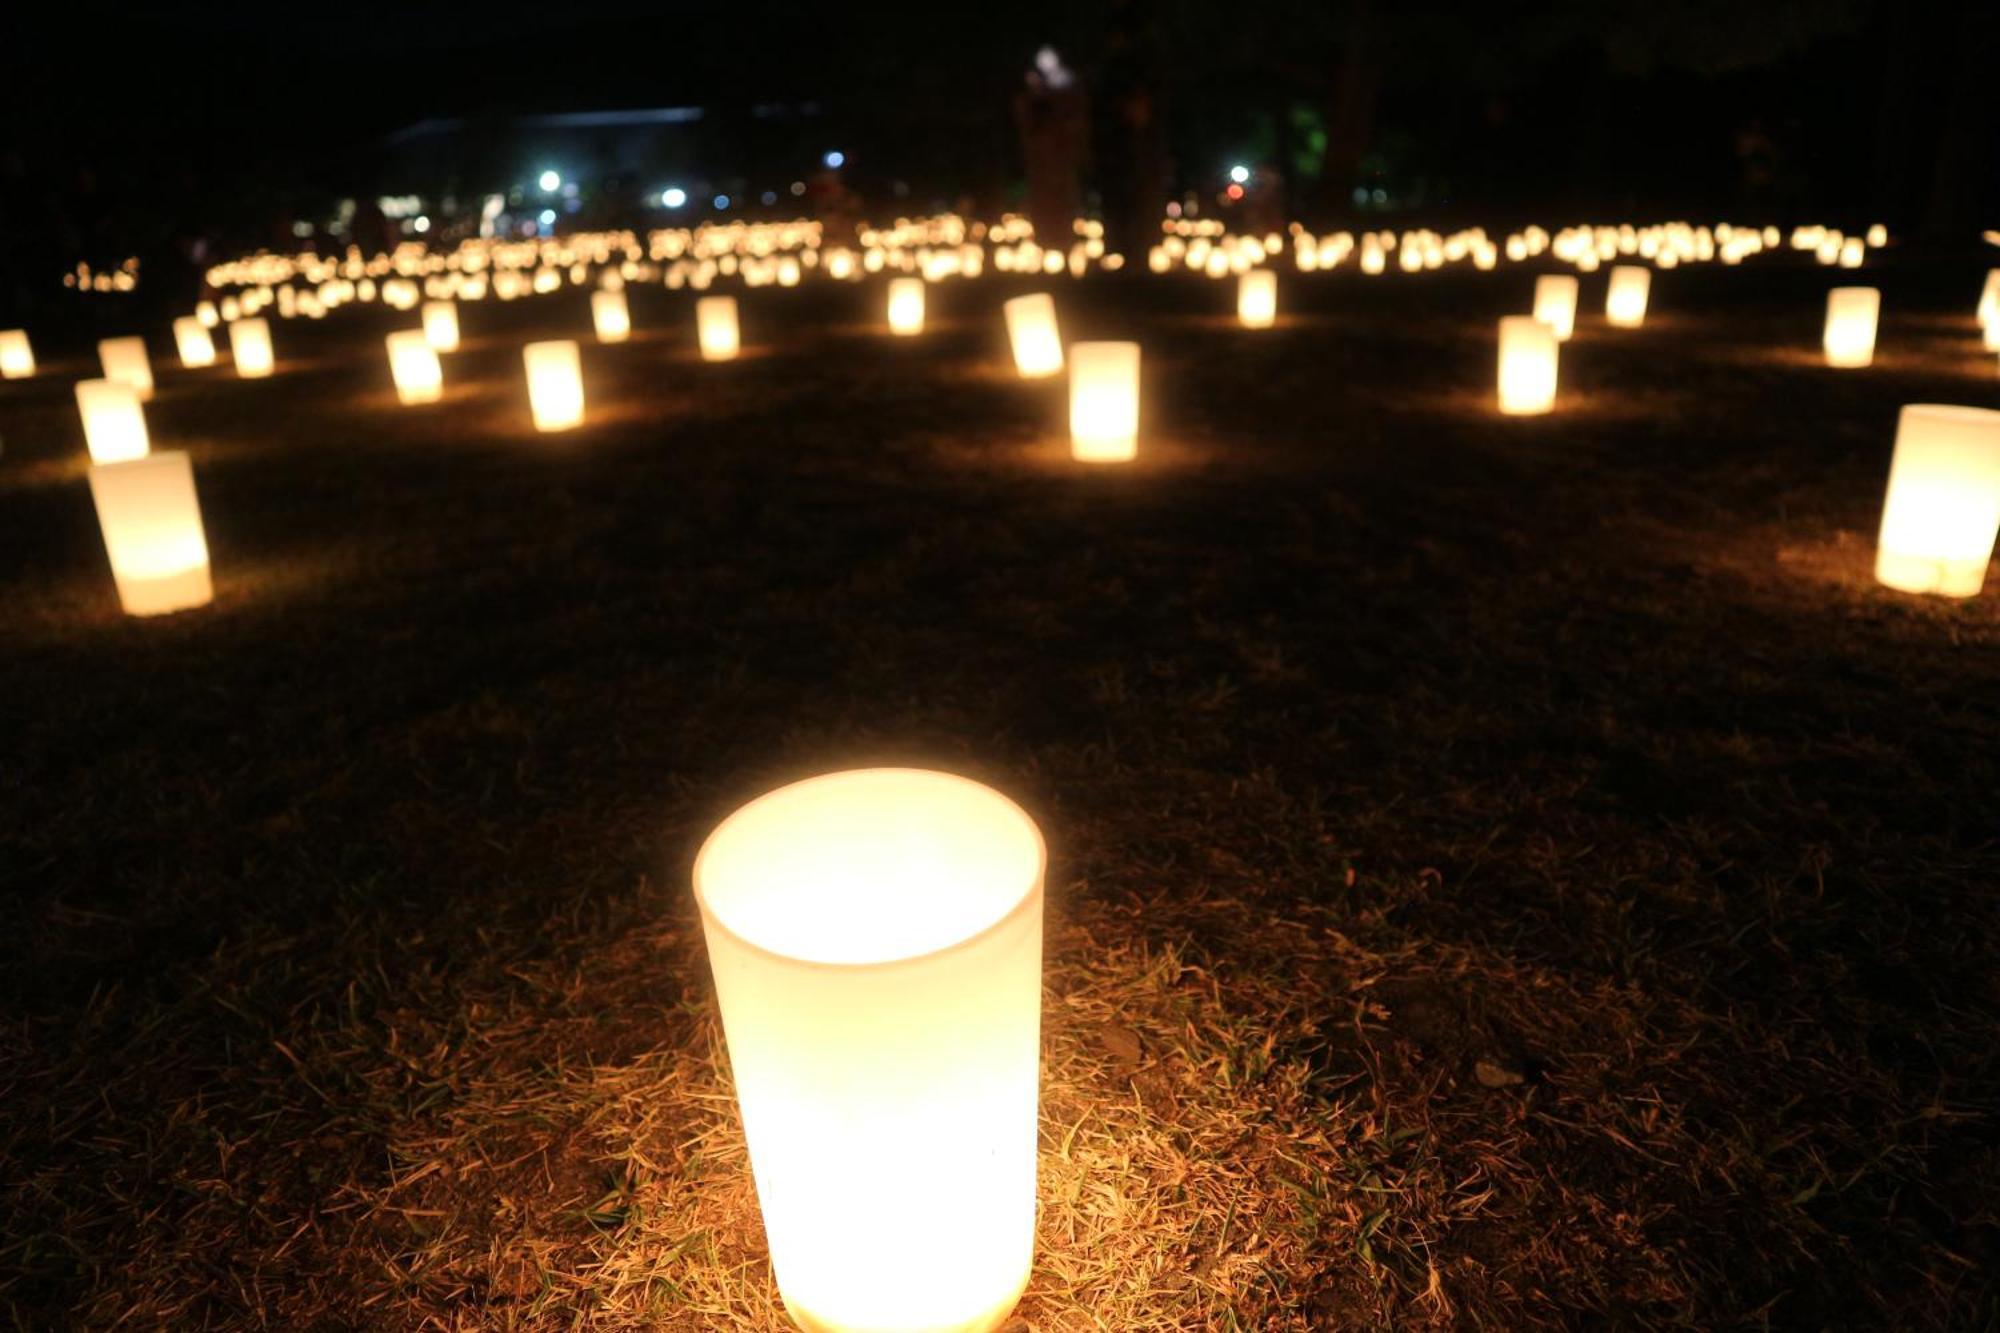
top-left (1902, 403), bottom-right (2000, 425)
top-left (692, 767), bottom-right (1047, 972)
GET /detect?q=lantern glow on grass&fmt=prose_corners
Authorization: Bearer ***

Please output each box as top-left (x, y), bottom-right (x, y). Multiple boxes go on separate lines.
top-left (1874, 404), bottom-right (2000, 597)
top-left (888, 277), bottom-right (926, 335)
top-left (694, 768), bottom-right (1044, 1333)
top-left (386, 330), bottom-right (443, 405)
top-left (1069, 341), bottom-right (1141, 462)
top-left (87, 450), bottom-right (212, 616)
top-left (591, 289), bottom-right (631, 342)
top-left (1001, 293), bottom-right (1063, 378)
top-left (0, 328), bottom-right (32, 378)
top-left (98, 337), bottom-right (155, 400)
top-left (1532, 274), bottom-right (1579, 341)
top-left (1238, 268), bottom-right (1277, 328)
top-left (523, 340), bottom-right (584, 431)
top-left (1824, 287), bottom-right (1880, 368)
top-left (1604, 265), bottom-right (1651, 328)
top-left (1497, 316), bottom-right (1559, 415)
top-left (421, 301), bottom-right (460, 352)
top-left (697, 295), bottom-right (740, 361)
top-left (173, 317), bottom-right (217, 368)
top-left (75, 379), bottom-right (151, 463)
top-left (229, 318), bottom-right (275, 377)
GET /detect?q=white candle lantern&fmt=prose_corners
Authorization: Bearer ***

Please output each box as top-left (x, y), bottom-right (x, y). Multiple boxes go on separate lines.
top-left (1001, 293), bottom-right (1063, 378)
top-left (697, 295), bottom-right (741, 361)
top-left (0, 328), bottom-right (32, 378)
top-left (386, 330), bottom-right (444, 405)
top-left (1875, 404), bottom-right (2000, 597)
top-left (1532, 274), bottom-right (1579, 341)
top-left (694, 768), bottom-right (1044, 1333)
top-left (523, 340), bottom-right (585, 431)
top-left (1069, 341), bottom-right (1141, 462)
top-left (1604, 265), bottom-right (1651, 328)
top-left (887, 277), bottom-right (926, 336)
top-left (1237, 269), bottom-right (1277, 328)
top-left (75, 379), bottom-right (151, 463)
top-left (173, 317), bottom-right (217, 368)
top-left (195, 300), bottom-right (220, 329)
top-left (229, 317), bottom-right (275, 377)
top-left (591, 288), bottom-right (631, 343)
top-left (1823, 287), bottom-right (1880, 368)
top-left (98, 336), bottom-right (155, 400)
top-left (1497, 316), bottom-right (1559, 415)
top-left (87, 450), bottom-right (212, 616)
top-left (421, 301), bottom-right (461, 352)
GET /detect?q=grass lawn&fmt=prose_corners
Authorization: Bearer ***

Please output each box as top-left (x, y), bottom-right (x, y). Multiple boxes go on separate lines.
top-left (4, 255), bottom-right (1998, 1328)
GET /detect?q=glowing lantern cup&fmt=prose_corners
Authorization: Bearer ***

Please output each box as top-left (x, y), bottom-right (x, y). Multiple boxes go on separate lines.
top-left (694, 768), bottom-right (1045, 1333)
top-left (386, 330), bottom-right (443, 405)
top-left (1823, 288), bottom-right (1880, 368)
top-left (98, 337), bottom-right (155, 400)
top-left (1532, 274), bottom-right (1579, 341)
top-left (1069, 341), bottom-right (1141, 462)
top-left (1237, 269), bottom-right (1277, 329)
top-left (1604, 265), bottom-right (1651, 329)
top-left (0, 329), bottom-right (33, 378)
top-left (888, 277), bottom-right (926, 336)
top-left (229, 318), bottom-right (274, 377)
top-left (1874, 404), bottom-right (2000, 597)
top-left (87, 450), bottom-right (212, 616)
top-left (1497, 316), bottom-right (1559, 415)
top-left (523, 340), bottom-right (584, 431)
top-left (173, 317), bottom-right (217, 368)
top-left (1002, 293), bottom-right (1063, 378)
top-left (697, 295), bottom-right (740, 361)
top-left (421, 301), bottom-right (460, 352)
top-left (75, 379), bottom-right (151, 464)
top-left (591, 289), bottom-right (631, 343)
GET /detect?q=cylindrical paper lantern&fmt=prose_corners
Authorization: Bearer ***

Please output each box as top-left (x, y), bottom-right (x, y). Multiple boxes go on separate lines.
top-left (229, 317), bottom-right (274, 377)
top-left (1237, 268), bottom-right (1277, 329)
top-left (87, 450), bottom-right (212, 616)
top-left (1823, 287), bottom-right (1880, 368)
top-left (1874, 404), bottom-right (2000, 597)
top-left (697, 295), bottom-right (740, 361)
top-left (591, 288), bottom-right (631, 343)
top-left (0, 328), bottom-right (32, 378)
top-left (1532, 274), bottom-right (1579, 341)
top-left (694, 768), bottom-right (1045, 1333)
top-left (1604, 265), bottom-right (1651, 328)
top-left (421, 300), bottom-right (461, 352)
top-left (98, 336), bottom-right (154, 400)
top-left (173, 317), bottom-right (217, 368)
top-left (1001, 293), bottom-right (1063, 378)
top-left (523, 340), bottom-right (584, 431)
top-left (1069, 341), bottom-right (1141, 463)
top-left (887, 276), bottom-right (925, 336)
top-left (386, 330), bottom-right (443, 405)
top-left (75, 379), bottom-right (151, 463)
top-left (1497, 316), bottom-right (1559, 415)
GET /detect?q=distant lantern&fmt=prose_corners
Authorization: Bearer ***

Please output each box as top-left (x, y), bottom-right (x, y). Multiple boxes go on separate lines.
top-left (1497, 315), bottom-right (1559, 415)
top-left (98, 336), bottom-right (155, 400)
top-left (523, 339), bottom-right (585, 431)
top-left (1532, 274), bottom-right (1579, 341)
top-left (1838, 237), bottom-right (1865, 269)
top-left (591, 288), bottom-right (631, 343)
top-left (1823, 287), bottom-right (1880, 369)
top-left (697, 295), bottom-right (741, 361)
top-left (1875, 404), bottom-right (2000, 597)
top-left (1866, 224), bottom-right (1888, 248)
top-left (229, 317), bottom-right (275, 377)
top-left (0, 328), bottom-right (33, 378)
top-left (1002, 293), bottom-right (1063, 378)
top-left (1237, 269), bottom-right (1277, 329)
top-left (74, 379), bottom-right (151, 464)
top-left (888, 277), bottom-right (926, 336)
top-left (195, 300), bottom-right (220, 329)
top-left (386, 330), bottom-right (444, 405)
top-left (220, 296), bottom-right (241, 322)
top-left (421, 301), bottom-right (461, 352)
top-left (87, 449), bottom-right (212, 616)
top-left (1069, 340), bottom-right (1141, 463)
top-left (693, 768), bottom-right (1045, 1333)
top-left (1604, 265), bottom-right (1651, 328)
top-left (173, 317), bottom-right (217, 368)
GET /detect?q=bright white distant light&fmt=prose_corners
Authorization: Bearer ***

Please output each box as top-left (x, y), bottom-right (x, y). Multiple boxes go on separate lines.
top-left (714, 194), bottom-right (731, 209)
top-left (1229, 164), bottom-right (1250, 184)
top-left (538, 208), bottom-right (556, 226)
top-left (412, 215), bottom-right (430, 233)
top-left (662, 187), bottom-right (687, 208)
top-left (823, 150), bottom-right (845, 169)
top-left (538, 170), bottom-right (561, 192)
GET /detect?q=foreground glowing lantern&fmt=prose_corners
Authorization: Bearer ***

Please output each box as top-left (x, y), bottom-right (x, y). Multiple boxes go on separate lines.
top-left (0, 329), bottom-right (32, 378)
top-left (1874, 404), bottom-right (2000, 597)
top-left (1497, 316), bottom-right (1558, 415)
top-left (694, 768), bottom-right (1044, 1333)
top-left (697, 295), bottom-right (740, 361)
top-left (229, 318), bottom-right (274, 377)
top-left (1532, 274), bottom-right (1579, 341)
top-left (173, 317), bottom-right (217, 368)
top-left (523, 340), bottom-right (584, 431)
top-left (1604, 265), bottom-right (1651, 328)
top-left (1069, 341), bottom-right (1141, 462)
top-left (1001, 293), bottom-right (1063, 378)
top-left (75, 379), bottom-right (151, 463)
top-left (386, 330), bottom-right (443, 405)
top-left (591, 289), bottom-right (631, 343)
top-left (887, 277), bottom-right (925, 336)
top-left (1237, 269), bottom-right (1277, 329)
top-left (87, 450), bottom-right (212, 616)
top-left (421, 300), bottom-right (460, 352)
top-left (1823, 287), bottom-right (1880, 368)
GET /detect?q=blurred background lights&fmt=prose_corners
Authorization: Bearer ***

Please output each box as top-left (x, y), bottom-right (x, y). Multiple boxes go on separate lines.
top-left (662, 187), bottom-right (686, 208)
top-left (822, 150), bottom-right (845, 169)
top-left (1229, 164), bottom-right (1250, 184)
top-left (538, 170), bottom-right (561, 192)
